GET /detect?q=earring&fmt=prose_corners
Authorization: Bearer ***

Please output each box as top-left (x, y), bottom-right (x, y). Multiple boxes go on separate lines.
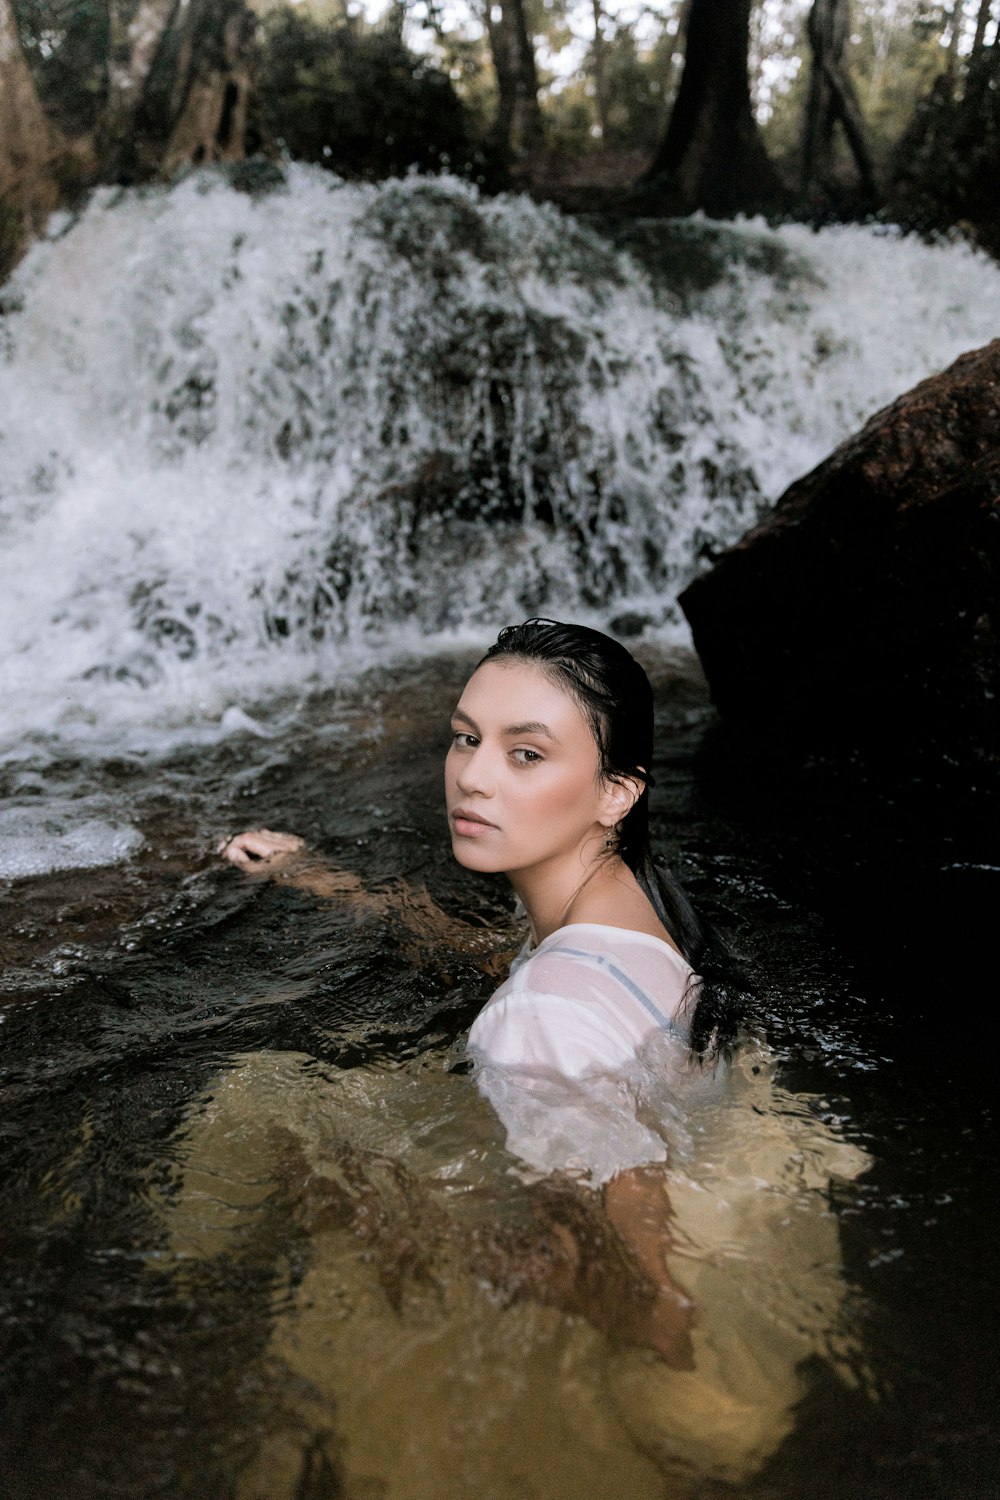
top-left (604, 823), bottom-right (620, 851)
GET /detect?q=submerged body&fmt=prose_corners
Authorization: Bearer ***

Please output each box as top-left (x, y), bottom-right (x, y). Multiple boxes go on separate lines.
top-left (159, 1032), bottom-right (867, 1496)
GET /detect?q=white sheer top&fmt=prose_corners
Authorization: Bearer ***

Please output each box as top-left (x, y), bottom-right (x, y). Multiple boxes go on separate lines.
top-left (468, 922), bottom-right (694, 1080)
top-left (467, 924), bottom-right (698, 1184)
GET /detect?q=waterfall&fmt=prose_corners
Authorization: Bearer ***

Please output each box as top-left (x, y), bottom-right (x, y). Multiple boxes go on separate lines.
top-left (2, 162), bottom-right (998, 747)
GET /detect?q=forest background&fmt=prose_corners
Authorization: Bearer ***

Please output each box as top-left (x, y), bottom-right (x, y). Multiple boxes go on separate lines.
top-left (1, 0), bottom-right (999, 282)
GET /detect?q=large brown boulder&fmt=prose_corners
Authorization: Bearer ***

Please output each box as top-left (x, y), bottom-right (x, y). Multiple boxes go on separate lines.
top-left (679, 339), bottom-right (1000, 793)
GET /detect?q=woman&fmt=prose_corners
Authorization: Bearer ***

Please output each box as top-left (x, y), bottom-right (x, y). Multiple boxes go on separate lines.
top-left (222, 618), bottom-right (740, 1367)
top-left (204, 620), bottom-right (868, 1483)
top-left (225, 618), bottom-right (737, 1072)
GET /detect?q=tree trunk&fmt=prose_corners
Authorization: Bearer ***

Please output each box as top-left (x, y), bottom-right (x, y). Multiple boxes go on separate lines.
top-left (649, 0), bottom-right (692, 133)
top-left (158, 1), bottom-right (256, 175)
top-left (384, 0), bottom-right (407, 43)
top-left (101, 0), bottom-right (181, 175)
top-left (945, 0), bottom-right (965, 79)
top-left (972, 0), bottom-right (995, 57)
top-left (642, 0), bottom-right (783, 215)
top-left (485, 0), bottom-right (543, 160)
top-left (801, 0), bottom-right (878, 205)
top-left (0, 0), bottom-right (256, 281)
top-left (0, 0), bottom-right (74, 273)
top-left (591, 0), bottom-right (610, 141)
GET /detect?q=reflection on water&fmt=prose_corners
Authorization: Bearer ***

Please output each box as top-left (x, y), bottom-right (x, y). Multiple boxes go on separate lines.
top-left (0, 648), bottom-right (996, 1499)
top-left (159, 1042), bottom-right (868, 1498)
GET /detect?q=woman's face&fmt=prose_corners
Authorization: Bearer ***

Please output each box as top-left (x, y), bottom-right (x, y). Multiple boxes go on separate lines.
top-left (444, 659), bottom-right (620, 879)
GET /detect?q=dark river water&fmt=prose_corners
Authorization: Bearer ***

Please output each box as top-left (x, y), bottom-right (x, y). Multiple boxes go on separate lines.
top-left (1, 645), bottom-right (995, 1500)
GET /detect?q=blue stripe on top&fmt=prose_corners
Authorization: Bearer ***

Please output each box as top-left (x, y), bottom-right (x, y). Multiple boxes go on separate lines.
top-left (556, 945), bottom-right (689, 1042)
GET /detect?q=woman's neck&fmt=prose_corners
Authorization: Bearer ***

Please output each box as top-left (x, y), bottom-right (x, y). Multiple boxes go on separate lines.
top-left (510, 853), bottom-right (679, 952)
top-left (508, 849), bottom-right (604, 946)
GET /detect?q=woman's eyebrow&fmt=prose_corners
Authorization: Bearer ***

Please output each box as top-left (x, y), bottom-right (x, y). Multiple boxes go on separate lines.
top-left (451, 707), bottom-right (559, 742)
top-left (505, 720), bottom-right (559, 741)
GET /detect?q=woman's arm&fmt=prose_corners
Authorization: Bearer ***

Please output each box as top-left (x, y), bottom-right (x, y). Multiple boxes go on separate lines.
top-left (220, 829), bottom-right (515, 971)
top-left (603, 1163), bottom-right (694, 1367)
top-left (466, 1162), bottom-right (693, 1369)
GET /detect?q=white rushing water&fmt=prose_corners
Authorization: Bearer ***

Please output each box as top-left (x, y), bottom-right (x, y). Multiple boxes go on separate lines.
top-left (1, 162), bottom-right (999, 755)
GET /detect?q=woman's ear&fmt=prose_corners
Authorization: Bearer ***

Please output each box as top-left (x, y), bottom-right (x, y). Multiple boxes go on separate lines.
top-left (599, 775), bottom-right (643, 828)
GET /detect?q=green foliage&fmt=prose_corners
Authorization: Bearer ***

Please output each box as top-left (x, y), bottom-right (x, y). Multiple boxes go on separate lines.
top-left (592, 20), bottom-right (674, 153)
top-left (891, 43), bottom-right (1000, 252)
top-left (253, 6), bottom-right (483, 180)
top-left (542, 7), bottom-right (679, 159)
top-left (525, 0), bottom-right (576, 64)
top-left (849, 0), bottom-right (951, 172)
top-left (541, 81), bottom-right (597, 157)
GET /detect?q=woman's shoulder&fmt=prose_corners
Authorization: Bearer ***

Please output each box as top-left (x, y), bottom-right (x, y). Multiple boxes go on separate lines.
top-left (468, 922), bottom-right (692, 1079)
top-left (526, 923), bottom-right (692, 1008)
top-left (533, 921), bottom-right (690, 968)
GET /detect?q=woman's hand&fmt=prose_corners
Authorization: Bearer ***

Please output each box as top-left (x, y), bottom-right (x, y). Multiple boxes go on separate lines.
top-left (219, 829), bottom-right (367, 903)
top-left (219, 828), bottom-right (305, 870)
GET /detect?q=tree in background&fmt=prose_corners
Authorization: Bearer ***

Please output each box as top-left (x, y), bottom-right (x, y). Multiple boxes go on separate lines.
top-left (4, 0), bottom-right (1000, 277)
top-left (801, 0), bottom-right (879, 209)
top-left (9, 0), bottom-right (256, 177)
top-left (971, 0), bottom-right (999, 52)
top-left (850, 0), bottom-right (951, 167)
top-left (757, 0), bottom-right (999, 213)
top-left (130, 0), bottom-right (256, 177)
top-left (1, 0), bottom-right (256, 275)
top-left (482, 0), bottom-right (543, 159)
top-left (590, 4), bottom-right (685, 154)
top-left (642, 0), bottom-right (785, 214)
top-left (0, 0), bottom-right (66, 266)
top-left (936, 0), bottom-right (998, 80)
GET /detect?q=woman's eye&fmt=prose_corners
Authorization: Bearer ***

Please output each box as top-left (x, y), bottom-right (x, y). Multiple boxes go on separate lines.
top-left (511, 747), bottom-right (543, 765)
top-left (452, 731), bottom-right (478, 749)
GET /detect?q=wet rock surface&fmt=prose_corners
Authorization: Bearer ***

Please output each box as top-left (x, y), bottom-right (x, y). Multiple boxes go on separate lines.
top-left (680, 337), bottom-right (1000, 809)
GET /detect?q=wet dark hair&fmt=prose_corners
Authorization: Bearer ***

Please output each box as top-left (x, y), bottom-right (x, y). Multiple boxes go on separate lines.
top-left (478, 617), bottom-right (748, 1059)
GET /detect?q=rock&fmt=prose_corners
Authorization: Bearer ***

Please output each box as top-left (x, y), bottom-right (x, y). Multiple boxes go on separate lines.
top-left (609, 610), bottom-right (651, 639)
top-left (679, 338), bottom-right (1000, 794)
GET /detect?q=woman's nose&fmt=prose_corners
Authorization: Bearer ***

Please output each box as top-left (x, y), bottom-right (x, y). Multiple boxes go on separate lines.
top-left (455, 746), bottom-right (494, 797)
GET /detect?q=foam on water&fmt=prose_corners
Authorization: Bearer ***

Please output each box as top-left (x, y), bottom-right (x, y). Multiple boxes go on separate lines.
top-left (1, 164), bottom-right (998, 755)
top-left (0, 800), bottom-right (143, 878)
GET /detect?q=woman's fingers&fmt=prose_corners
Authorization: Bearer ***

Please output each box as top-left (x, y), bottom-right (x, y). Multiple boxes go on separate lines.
top-left (220, 829), bottom-right (305, 867)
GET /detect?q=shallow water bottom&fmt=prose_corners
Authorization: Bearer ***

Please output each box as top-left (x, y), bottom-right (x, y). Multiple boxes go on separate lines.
top-left (0, 648), bottom-right (996, 1500)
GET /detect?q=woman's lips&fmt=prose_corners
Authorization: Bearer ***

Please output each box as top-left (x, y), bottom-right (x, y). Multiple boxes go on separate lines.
top-left (451, 808), bottom-right (498, 838)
